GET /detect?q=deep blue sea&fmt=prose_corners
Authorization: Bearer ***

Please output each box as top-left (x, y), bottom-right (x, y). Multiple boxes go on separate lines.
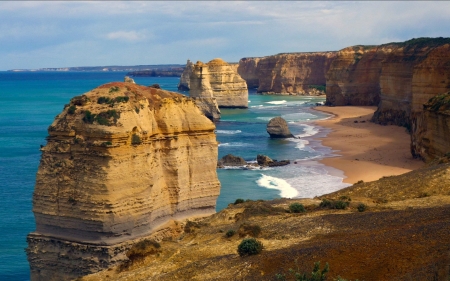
top-left (0, 72), bottom-right (349, 280)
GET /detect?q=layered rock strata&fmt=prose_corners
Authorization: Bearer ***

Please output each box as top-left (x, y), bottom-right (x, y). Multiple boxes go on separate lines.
top-left (177, 59), bottom-right (194, 91)
top-left (411, 92), bottom-right (450, 161)
top-left (237, 52), bottom-right (337, 94)
top-left (207, 58), bottom-right (248, 108)
top-left (189, 61), bottom-right (221, 121)
top-left (182, 59), bottom-right (248, 108)
top-left (27, 82), bottom-right (220, 280)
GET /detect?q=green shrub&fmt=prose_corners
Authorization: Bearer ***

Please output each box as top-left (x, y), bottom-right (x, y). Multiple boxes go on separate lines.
top-left (334, 200), bottom-right (349, 210)
top-left (289, 203), bottom-right (306, 213)
top-left (319, 199), bottom-right (332, 208)
top-left (357, 203), bottom-right (367, 212)
top-left (234, 198), bottom-right (245, 205)
top-left (276, 261), bottom-right (329, 281)
top-left (237, 238), bottom-right (263, 257)
top-left (82, 110), bottom-right (95, 124)
top-left (67, 105), bottom-right (76, 115)
top-left (109, 86), bottom-right (120, 93)
top-left (97, 96), bottom-right (112, 104)
top-left (225, 230), bottom-right (236, 238)
top-left (101, 141), bottom-right (112, 147)
top-left (132, 134), bottom-right (142, 145)
top-left (339, 196), bottom-right (351, 201)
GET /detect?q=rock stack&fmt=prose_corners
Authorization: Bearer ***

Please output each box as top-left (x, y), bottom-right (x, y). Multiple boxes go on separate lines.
top-left (266, 117), bottom-right (294, 138)
top-left (27, 82), bottom-right (221, 280)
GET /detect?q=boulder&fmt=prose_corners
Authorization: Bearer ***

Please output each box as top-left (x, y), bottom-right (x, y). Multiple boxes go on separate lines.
top-left (266, 117), bottom-right (294, 138)
top-left (257, 154), bottom-right (273, 166)
top-left (218, 154), bottom-right (247, 167)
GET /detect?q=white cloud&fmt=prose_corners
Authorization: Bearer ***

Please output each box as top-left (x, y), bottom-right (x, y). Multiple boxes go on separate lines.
top-left (106, 30), bottom-right (147, 42)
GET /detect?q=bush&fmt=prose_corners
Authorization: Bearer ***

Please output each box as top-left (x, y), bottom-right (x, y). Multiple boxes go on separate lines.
top-left (126, 239), bottom-right (161, 262)
top-left (234, 198), bottom-right (245, 205)
top-left (319, 199), bottom-right (332, 208)
top-left (225, 229), bottom-right (235, 238)
top-left (276, 261), bottom-right (329, 281)
top-left (289, 203), bottom-right (306, 213)
top-left (357, 203), bottom-right (367, 212)
top-left (109, 86), bottom-right (120, 93)
top-left (67, 105), bottom-right (76, 115)
top-left (132, 134), bottom-right (142, 145)
top-left (82, 110), bottom-right (95, 123)
top-left (237, 238), bottom-right (263, 257)
top-left (334, 200), bottom-right (349, 210)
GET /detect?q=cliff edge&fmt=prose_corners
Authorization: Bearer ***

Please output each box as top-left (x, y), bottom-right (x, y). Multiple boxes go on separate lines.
top-left (26, 82), bottom-right (220, 280)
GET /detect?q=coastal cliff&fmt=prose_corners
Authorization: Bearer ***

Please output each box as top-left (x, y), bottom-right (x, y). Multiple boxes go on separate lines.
top-left (411, 92), bottom-right (450, 161)
top-left (26, 82), bottom-right (220, 280)
top-left (177, 59), bottom-right (194, 91)
top-left (187, 59), bottom-right (248, 108)
top-left (189, 61), bottom-right (221, 120)
top-left (237, 52), bottom-right (337, 95)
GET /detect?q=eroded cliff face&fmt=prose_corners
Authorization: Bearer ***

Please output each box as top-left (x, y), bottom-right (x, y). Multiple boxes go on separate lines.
top-left (177, 59), bottom-right (193, 91)
top-left (411, 92), bottom-right (450, 161)
top-left (326, 45), bottom-right (389, 106)
top-left (27, 82), bottom-right (220, 280)
top-left (188, 59), bottom-right (248, 108)
top-left (238, 52), bottom-right (337, 95)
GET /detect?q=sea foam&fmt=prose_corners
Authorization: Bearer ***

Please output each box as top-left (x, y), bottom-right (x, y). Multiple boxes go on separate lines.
top-left (256, 174), bottom-right (299, 198)
top-left (215, 130), bottom-right (242, 135)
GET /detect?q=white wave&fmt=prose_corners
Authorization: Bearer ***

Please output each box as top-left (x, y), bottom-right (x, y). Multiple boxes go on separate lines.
top-left (250, 105), bottom-right (264, 108)
top-left (215, 130), bottom-right (242, 135)
top-left (296, 124), bottom-right (320, 138)
top-left (282, 112), bottom-right (317, 121)
top-left (266, 100), bottom-right (286, 105)
top-left (256, 116), bottom-right (273, 121)
top-left (248, 100), bottom-right (251, 103)
top-left (218, 142), bottom-right (252, 147)
top-left (256, 174), bottom-right (298, 198)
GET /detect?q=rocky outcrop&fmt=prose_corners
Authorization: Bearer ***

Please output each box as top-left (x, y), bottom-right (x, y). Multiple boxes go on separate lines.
top-left (266, 117), bottom-right (294, 138)
top-left (411, 92), bottom-right (450, 161)
top-left (26, 82), bottom-right (220, 280)
top-left (182, 59), bottom-right (248, 108)
top-left (217, 154), bottom-right (247, 167)
top-left (189, 61), bottom-right (221, 121)
top-left (124, 76), bottom-right (136, 84)
top-left (205, 58), bottom-right (248, 108)
top-left (256, 154), bottom-right (290, 167)
top-left (177, 60), bottom-right (194, 91)
top-left (237, 52), bottom-right (337, 94)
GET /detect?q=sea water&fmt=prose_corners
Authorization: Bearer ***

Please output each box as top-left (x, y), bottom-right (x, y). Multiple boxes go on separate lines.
top-left (0, 72), bottom-right (349, 280)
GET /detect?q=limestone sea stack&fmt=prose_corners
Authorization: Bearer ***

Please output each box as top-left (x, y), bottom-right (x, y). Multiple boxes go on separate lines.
top-left (206, 58), bottom-right (248, 108)
top-left (26, 82), bottom-right (221, 280)
top-left (183, 58), bottom-right (249, 108)
top-left (189, 61), bottom-right (221, 121)
top-left (266, 117), bottom-right (294, 138)
top-left (177, 59), bottom-right (194, 91)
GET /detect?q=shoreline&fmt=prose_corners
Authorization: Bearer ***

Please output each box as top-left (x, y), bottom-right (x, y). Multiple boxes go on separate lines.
top-left (312, 106), bottom-right (424, 184)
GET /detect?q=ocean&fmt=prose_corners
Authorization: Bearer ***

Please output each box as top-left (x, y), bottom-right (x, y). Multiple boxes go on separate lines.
top-left (0, 72), bottom-right (349, 280)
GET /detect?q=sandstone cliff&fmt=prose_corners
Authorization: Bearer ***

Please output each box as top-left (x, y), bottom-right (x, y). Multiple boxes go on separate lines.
top-left (237, 52), bottom-right (337, 95)
top-left (411, 92), bottom-right (450, 161)
top-left (189, 61), bottom-right (221, 120)
top-left (188, 59), bottom-right (248, 108)
top-left (177, 59), bottom-right (193, 91)
top-left (27, 82), bottom-right (220, 280)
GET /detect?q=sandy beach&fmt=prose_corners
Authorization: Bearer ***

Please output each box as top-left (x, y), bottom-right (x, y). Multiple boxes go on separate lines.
top-left (314, 106), bottom-right (425, 184)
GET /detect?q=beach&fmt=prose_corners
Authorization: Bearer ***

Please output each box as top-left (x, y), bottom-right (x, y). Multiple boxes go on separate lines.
top-left (314, 106), bottom-right (425, 184)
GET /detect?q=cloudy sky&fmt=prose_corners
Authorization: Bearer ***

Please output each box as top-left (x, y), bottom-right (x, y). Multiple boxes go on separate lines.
top-left (1, 1), bottom-right (450, 70)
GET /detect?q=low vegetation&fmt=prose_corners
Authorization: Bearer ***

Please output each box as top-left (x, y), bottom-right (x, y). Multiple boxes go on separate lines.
top-left (82, 110), bottom-right (120, 126)
top-left (289, 202), bottom-right (306, 213)
top-left (237, 238), bottom-right (263, 257)
top-left (276, 261), bottom-right (329, 281)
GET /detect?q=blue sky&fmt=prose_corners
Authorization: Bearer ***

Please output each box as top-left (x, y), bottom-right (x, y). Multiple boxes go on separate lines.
top-left (1, 1), bottom-right (450, 70)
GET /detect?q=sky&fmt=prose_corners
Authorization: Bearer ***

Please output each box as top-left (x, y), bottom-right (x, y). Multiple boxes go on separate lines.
top-left (1, 1), bottom-right (450, 70)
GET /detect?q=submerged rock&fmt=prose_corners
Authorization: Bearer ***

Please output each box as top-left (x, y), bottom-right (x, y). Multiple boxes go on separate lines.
top-left (266, 117), bottom-right (294, 138)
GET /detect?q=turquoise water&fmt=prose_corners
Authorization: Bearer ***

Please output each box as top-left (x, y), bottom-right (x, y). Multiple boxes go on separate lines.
top-left (0, 72), bottom-right (349, 280)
